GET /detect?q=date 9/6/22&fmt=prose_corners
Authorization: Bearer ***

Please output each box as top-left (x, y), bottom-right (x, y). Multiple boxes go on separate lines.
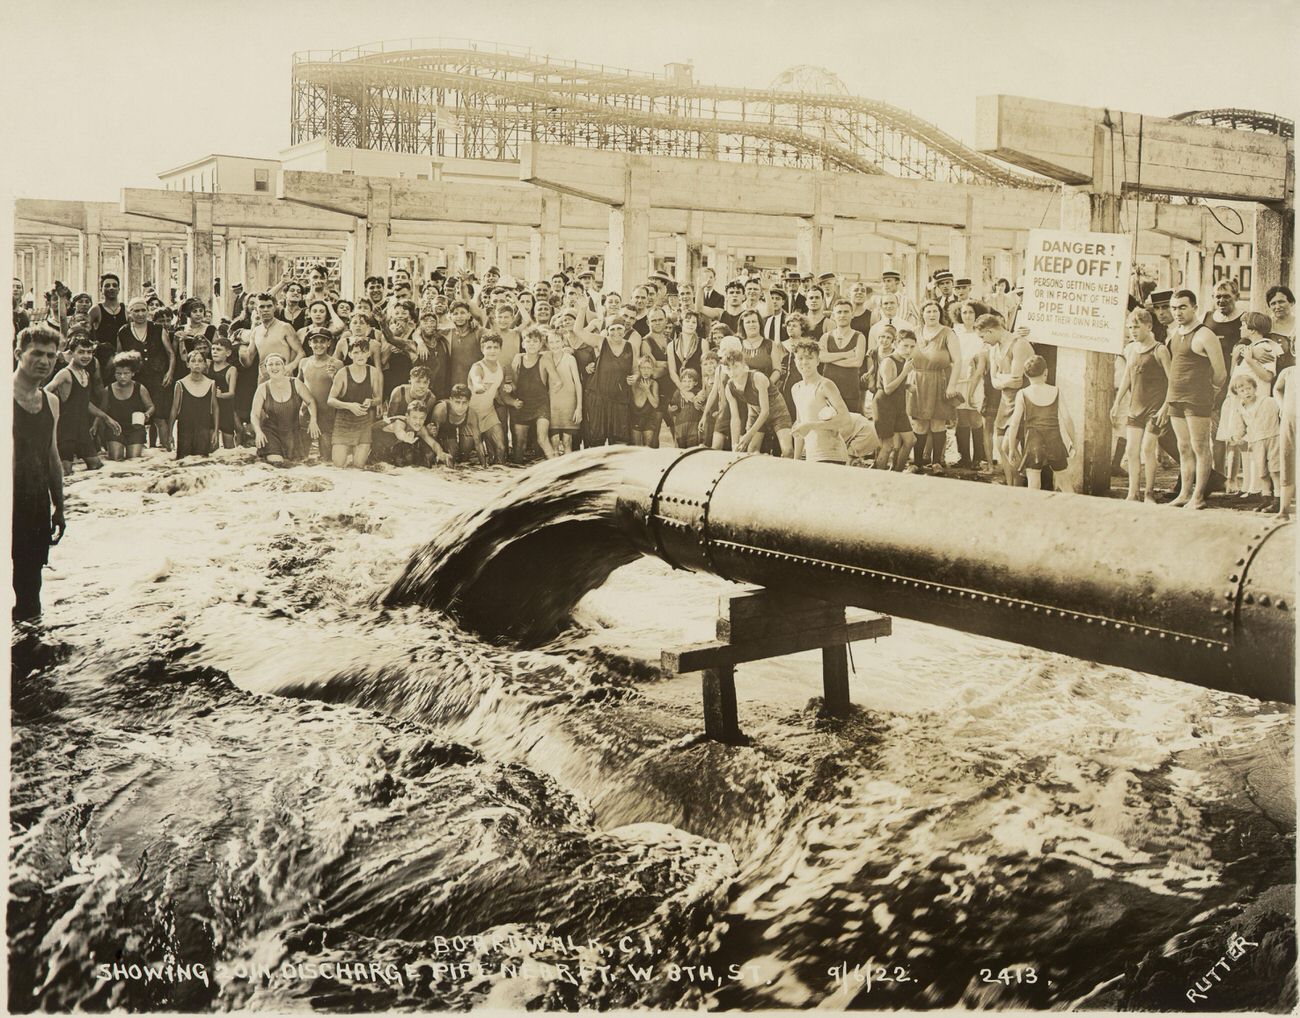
top-left (827, 963), bottom-right (913, 993)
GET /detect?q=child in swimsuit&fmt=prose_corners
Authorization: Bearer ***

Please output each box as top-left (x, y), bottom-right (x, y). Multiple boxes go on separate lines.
top-left (1006, 355), bottom-right (1076, 490)
top-left (671, 368), bottom-right (704, 449)
top-left (631, 355), bottom-right (661, 446)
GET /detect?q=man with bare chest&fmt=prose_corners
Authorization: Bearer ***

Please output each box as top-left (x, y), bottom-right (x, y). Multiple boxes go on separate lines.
top-left (239, 292), bottom-right (303, 380)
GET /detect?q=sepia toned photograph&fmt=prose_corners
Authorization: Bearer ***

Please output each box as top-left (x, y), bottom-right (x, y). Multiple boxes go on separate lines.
top-left (4, 0), bottom-right (1296, 1012)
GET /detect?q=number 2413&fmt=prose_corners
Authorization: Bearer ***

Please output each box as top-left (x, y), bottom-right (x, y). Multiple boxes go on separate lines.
top-left (980, 968), bottom-right (1038, 985)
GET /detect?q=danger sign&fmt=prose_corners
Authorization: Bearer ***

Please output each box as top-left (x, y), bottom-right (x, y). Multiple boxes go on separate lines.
top-left (1019, 229), bottom-right (1131, 354)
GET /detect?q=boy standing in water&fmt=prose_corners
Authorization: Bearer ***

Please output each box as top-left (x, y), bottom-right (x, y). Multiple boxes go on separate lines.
top-left (297, 328), bottom-right (343, 460)
top-left (468, 334), bottom-right (515, 464)
top-left (209, 337), bottom-right (239, 449)
top-left (44, 332), bottom-right (117, 472)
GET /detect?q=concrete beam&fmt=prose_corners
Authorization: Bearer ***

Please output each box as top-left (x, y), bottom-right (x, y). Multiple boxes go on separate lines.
top-left (122, 188), bottom-right (356, 233)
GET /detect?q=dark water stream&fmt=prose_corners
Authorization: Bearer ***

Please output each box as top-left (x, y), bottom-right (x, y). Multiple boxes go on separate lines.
top-left (9, 447), bottom-right (1295, 1011)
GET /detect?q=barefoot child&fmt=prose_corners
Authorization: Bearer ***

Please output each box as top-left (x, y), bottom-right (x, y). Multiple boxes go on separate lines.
top-left (297, 328), bottom-right (343, 460)
top-left (170, 349), bottom-right (219, 458)
top-left (210, 336), bottom-right (239, 449)
top-left (44, 332), bottom-right (116, 471)
top-left (1230, 373), bottom-right (1281, 511)
top-left (1006, 354), bottom-right (1076, 490)
top-left (510, 327), bottom-right (554, 461)
top-left (103, 351), bottom-right (154, 461)
top-left (872, 327), bottom-right (917, 470)
top-left (327, 338), bottom-right (382, 468)
top-left (542, 329), bottom-right (582, 455)
top-left (1112, 309), bottom-right (1171, 501)
top-left (696, 351), bottom-right (722, 448)
top-left (467, 333), bottom-right (511, 464)
top-left (670, 367), bottom-right (704, 448)
top-left (631, 355), bottom-right (660, 446)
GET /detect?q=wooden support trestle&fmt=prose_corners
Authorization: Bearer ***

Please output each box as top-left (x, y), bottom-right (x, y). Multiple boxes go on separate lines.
top-left (662, 587), bottom-right (892, 744)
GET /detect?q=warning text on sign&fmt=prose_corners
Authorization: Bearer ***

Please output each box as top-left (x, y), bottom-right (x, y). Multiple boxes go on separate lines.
top-left (1019, 230), bottom-right (1131, 354)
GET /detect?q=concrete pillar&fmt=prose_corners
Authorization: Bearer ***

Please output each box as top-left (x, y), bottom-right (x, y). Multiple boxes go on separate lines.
top-left (221, 230), bottom-right (244, 316)
top-left (1198, 224), bottom-right (1217, 305)
top-left (993, 249), bottom-right (1015, 288)
top-left (1055, 187), bottom-right (1120, 497)
top-left (34, 244), bottom-right (50, 304)
top-left (949, 196), bottom-right (986, 291)
top-left (604, 155), bottom-right (651, 298)
top-left (186, 195), bottom-right (214, 303)
top-left (82, 228), bottom-right (99, 295)
top-left (492, 224), bottom-right (511, 275)
top-left (127, 238), bottom-right (147, 300)
top-left (915, 250), bottom-right (930, 304)
top-left (796, 178), bottom-right (836, 275)
top-left (364, 183), bottom-right (392, 284)
top-left (342, 218), bottom-right (366, 300)
top-left (684, 210), bottom-right (704, 286)
top-left (531, 193), bottom-right (561, 281)
top-left (251, 242), bottom-right (271, 292)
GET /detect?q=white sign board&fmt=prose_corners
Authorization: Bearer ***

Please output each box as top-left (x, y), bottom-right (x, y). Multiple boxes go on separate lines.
top-left (1019, 229), bottom-right (1131, 354)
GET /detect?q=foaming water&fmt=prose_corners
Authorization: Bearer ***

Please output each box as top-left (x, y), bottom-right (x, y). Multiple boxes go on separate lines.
top-left (11, 447), bottom-right (1296, 1011)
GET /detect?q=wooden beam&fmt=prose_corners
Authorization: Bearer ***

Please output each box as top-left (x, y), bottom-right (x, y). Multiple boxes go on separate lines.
top-left (976, 95), bottom-right (1292, 204)
top-left (663, 612), bottom-right (891, 673)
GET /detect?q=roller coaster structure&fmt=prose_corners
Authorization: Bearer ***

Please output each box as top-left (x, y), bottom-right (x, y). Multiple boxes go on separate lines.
top-left (290, 39), bottom-right (1048, 188)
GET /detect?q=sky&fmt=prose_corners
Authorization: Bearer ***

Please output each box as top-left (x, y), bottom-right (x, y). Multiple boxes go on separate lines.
top-left (2, 0), bottom-right (1298, 203)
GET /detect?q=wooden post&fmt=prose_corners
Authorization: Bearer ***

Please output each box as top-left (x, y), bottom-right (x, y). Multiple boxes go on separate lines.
top-left (701, 666), bottom-right (741, 744)
top-left (1252, 207), bottom-right (1287, 309)
top-left (663, 589), bottom-right (889, 743)
top-left (821, 644), bottom-right (850, 718)
top-left (1055, 186), bottom-right (1119, 496)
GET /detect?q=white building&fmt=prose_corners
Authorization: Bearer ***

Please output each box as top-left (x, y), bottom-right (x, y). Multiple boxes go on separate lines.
top-left (158, 154), bottom-right (283, 195)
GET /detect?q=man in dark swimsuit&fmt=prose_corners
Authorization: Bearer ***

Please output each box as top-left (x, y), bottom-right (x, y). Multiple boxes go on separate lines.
top-left (87, 273), bottom-right (126, 378)
top-left (12, 325), bottom-right (66, 621)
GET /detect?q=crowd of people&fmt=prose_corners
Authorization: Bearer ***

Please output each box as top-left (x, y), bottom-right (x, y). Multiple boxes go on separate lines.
top-left (12, 262), bottom-right (1297, 548)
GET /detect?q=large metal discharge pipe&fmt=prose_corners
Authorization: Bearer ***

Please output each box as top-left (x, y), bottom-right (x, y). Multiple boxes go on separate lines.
top-left (613, 448), bottom-right (1295, 704)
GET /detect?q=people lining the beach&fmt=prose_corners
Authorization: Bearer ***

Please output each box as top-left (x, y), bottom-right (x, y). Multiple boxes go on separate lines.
top-left (12, 260), bottom-right (1291, 517)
